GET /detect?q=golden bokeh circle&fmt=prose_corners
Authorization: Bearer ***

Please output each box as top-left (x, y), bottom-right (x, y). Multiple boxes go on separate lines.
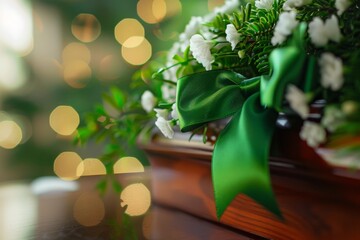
top-left (62, 42), bottom-right (91, 64)
top-left (0, 120), bottom-right (22, 149)
top-left (53, 151), bottom-right (83, 180)
top-left (137, 0), bottom-right (167, 24)
top-left (164, 0), bottom-right (182, 18)
top-left (73, 192), bottom-right (105, 226)
top-left (63, 60), bottom-right (92, 89)
top-left (71, 13), bottom-right (101, 43)
top-left (113, 156), bottom-right (144, 174)
top-left (114, 18), bottom-right (145, 47)
top-left (49, 106), bottom-right (80, 136)
top-left (120, 183), bottom-right (151, 216)
top-left (121, 38), bottom-right (152, 65)
top-left (76, 158), bottom-right (106, 176)
top-left (208, 0), bottom-right (225, 10)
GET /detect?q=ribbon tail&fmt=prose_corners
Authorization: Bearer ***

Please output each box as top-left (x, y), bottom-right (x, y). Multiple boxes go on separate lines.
top-left (212, 93), bottom-right (282, 220)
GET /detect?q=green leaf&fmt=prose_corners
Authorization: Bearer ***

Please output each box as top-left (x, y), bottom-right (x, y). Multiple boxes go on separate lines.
top-left (111, 87), bottom-right (126, 109)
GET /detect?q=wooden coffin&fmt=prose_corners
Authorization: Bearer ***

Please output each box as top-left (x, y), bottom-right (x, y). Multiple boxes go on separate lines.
top-left (139, 126), bottom-right (360, 240)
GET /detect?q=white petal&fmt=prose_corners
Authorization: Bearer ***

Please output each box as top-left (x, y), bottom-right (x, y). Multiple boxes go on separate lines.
top-left (308, 17), bottom-right (328, 47)
top-left (255, 0), bottom-right (274, 10)
top-left (141, 91), bottom-right (156, 113)
top-left (225, 24), bottom-right (240, 50)
top-left (335, 0), bottom-right (352, 15)
top-left (190, 34), bottom-right (214, 71)
top-left (324, 15), bottom-right (342, 43)
top-left (155, 117), bottom-right (174, 139)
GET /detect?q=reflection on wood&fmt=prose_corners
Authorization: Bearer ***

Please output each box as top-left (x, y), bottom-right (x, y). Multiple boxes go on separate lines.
top-left (0, 175), bottom-right (252, 239)
top-left (141, 128), bottom-right (360, 240)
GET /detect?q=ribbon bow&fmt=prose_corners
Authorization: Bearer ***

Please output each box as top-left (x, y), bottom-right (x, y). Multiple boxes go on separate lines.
top-left (176, 23), bottom-right (312, 219)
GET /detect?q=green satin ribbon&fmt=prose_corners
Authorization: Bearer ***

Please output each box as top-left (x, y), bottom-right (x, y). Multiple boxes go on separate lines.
top-left (176, 23), bottom-right (309, 220)
top-left (177, 70), bottom-right (260, 132)
top-left (261, 23), bottom-right (307, 111)
top-left (212, 92), bottom-right (280, 218)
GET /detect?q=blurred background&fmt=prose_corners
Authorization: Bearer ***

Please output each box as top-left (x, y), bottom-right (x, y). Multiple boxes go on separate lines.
top-left (0, 0), bottom-right (227, 182)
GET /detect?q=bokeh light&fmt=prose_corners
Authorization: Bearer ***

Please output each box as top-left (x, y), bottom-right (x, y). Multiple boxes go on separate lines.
top-left (113, 157), bottom-right (144, 174)
top-left (121, 38), bottom-right (152, 65)
top-left (76, 158), bottom-right (106, 176)
top-left (62, 42), bottom-right (91, 64)
top-left (71, 13), bottom-right (101, 43)
top-left (63, 60), bottom-right (92, 88)
top-left (114, 18), bottom-right (144, 48)
top-left (137, 0), bottom-right (167, 24)
top-left (0, 120), bottom-right (23, 149)
top-left (208, 0), bottom-right (225, 10)
top-left (120, 183), bottom-right (151, 216)
top-left (73, 192), bottom-right (105, 226)
top-left (164, 0), bottom-right (182, 18)
top-left (0, 49), bottom-right (27, 90)
top-left (0, 0), bottom-right (33, 55)
top-left (53, 151), bottom-right (83, 180)
top-left (49, 106), bottom-right (80, 136)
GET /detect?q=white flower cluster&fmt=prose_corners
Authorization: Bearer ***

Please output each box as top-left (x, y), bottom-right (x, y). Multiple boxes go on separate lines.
top-left (190, 34), bottom-right (214, 71)
top-left (179, 16), bottom-right (203, 52)
top-left (283, 0), bottom-right (312, 11)
top-left (319, 53), bottom-right (344, 91)
top-left (321, 106), bottom-right (345, 132)
top-left (153, 104), bottom-right (178, 139)
top-left (271, 11), bottom-right (298, 45)
top-left (141, 91), bottom-right (176, 139)
top-left (148, 0), bottom-right (352, 143)
top-left (308, 15), bottom-right (342, 47)
top-left (255, 0), bottom-right (274, 11)
top-left (285, 85), bottom-right (309, 119)
top-left (300, 121), bottom-right (326, 147)
top-left (141, 91), bottom-right (156, 113)
top-left (214, 0), bottom-right (240, 15)
top-left (335, 0), bottom-right (352, 15)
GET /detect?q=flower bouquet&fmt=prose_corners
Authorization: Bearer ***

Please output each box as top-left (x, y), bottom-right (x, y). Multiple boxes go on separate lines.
top-left (78, 0), bottom-right (360, 219)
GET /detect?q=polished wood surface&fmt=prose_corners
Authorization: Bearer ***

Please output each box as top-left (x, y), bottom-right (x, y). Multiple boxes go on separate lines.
top-left (140, 128), bottom-right (360, 240)
top-left (0, 175), bottom-right (253, 240)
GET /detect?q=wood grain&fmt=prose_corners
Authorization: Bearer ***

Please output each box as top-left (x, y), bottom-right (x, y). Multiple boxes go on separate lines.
top-left (140, 127), bottom-right (360, 240)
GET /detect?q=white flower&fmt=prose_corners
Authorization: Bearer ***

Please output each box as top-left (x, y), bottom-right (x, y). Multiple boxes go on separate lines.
top-left (255, 0), bottom-right (274, 10)
top-left (335, 0), bottom-right (352, 15)
top-left (285, 85), bottom-right (309, 119)
top-left (190, 34), bottom-right (214, 71)
top-left (308, 15), bottom-right (342, 47)
top-left (171, 103), bottom-right (178, 120)
top-left (214, 0), bottom-right (240, 14)
top-left (154, 108), bottom-right (169, 119)
top-left (300, 121), bottom-right (326, 147)
top-left (321, 106), bottom-right (345, 132)
top-left (141, 91), bottom-right (156, 113)
top-left (225, 24), bottom-right (240, 50)
top-left (155, 117), bottom-right (174, 139)
top-left (283, 0), bottom-right (312, 11)
top-left (162, 65), bottom-right (178, 83)
top-left (179, 16), bottom-right (203, 51)
top-left (319, 53), bottom-right (344, 91)
top-left (271, 11), bottom-right (298, 45)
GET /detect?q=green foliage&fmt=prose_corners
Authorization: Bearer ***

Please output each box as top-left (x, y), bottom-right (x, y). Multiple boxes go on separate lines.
top-left (75, 86), bottom-right (152, 171)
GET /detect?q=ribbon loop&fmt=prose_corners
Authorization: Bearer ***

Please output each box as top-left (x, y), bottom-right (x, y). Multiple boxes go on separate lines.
top-left (175, 23), bottom-right (310, 220)
top-left (177, 70), bottom-right (260, 132)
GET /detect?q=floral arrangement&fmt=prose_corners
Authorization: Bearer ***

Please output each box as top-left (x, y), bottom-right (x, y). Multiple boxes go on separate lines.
top-left (78, 0), bottom-right (360, 219)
